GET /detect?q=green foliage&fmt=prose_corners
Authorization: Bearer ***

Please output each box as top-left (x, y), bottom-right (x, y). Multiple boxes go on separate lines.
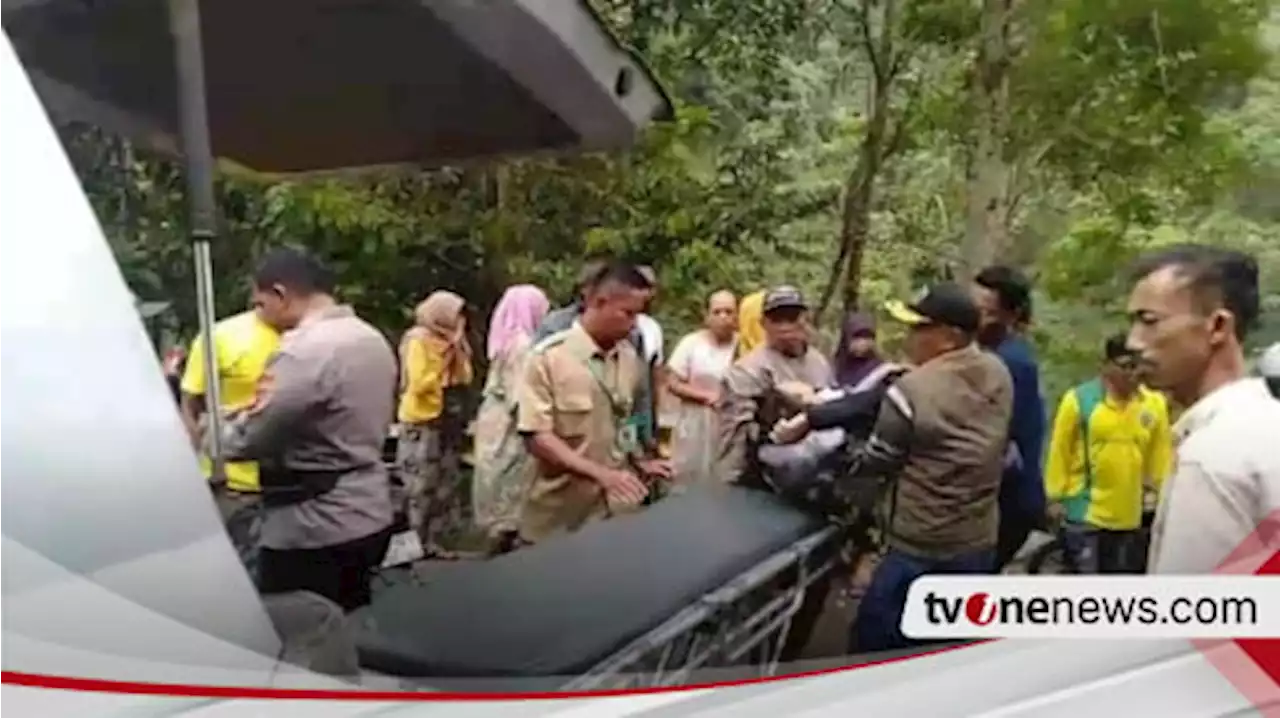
top-left (58, 0), bottom-right (1280, 400)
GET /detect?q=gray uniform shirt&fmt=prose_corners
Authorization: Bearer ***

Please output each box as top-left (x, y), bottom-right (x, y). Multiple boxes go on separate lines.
top-left (223, 305), bottom-right (397, 550)
top-left (716, 345), bottom-right (834, 481)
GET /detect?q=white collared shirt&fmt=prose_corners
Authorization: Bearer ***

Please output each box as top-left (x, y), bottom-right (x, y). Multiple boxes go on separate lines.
top-left (1148, 378), bottom-right (1280, 574)
top-left (636, 314), bottom-right (664, 363)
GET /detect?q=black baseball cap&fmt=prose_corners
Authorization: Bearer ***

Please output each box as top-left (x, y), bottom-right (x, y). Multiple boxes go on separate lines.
top-left (884, 282), bottom-right (981, 334)
top-left (762, 285), bottom-right (808, 314)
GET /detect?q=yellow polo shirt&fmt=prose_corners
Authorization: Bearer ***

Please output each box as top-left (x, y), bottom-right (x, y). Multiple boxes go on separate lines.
top-left (180, 310), bottom-right (281, 492)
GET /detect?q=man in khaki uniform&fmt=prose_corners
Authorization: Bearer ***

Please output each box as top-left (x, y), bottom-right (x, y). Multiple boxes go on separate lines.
top-left (221, 247), bottom-right (397, 613)
top-left (517, 263), bottom-right (673, 544)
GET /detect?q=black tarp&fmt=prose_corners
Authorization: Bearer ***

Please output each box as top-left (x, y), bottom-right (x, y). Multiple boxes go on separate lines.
top-left (355, 486), bottom-right (826, 680)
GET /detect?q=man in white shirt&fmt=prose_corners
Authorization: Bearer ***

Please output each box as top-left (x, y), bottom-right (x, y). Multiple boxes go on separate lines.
top-left (636, 313), bottom-right (664, 364)
top-left (1124, 245), bottom-right (1280, 574)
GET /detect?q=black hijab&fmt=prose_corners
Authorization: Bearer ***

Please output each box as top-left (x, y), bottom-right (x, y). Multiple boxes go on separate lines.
top-left (834, 312), bottom-right (883, 388)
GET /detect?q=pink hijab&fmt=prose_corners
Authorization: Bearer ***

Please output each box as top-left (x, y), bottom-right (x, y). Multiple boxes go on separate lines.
top-left (487, 284), bottom-right (550, 361)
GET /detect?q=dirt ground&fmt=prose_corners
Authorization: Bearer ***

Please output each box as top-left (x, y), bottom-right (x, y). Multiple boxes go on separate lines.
top-left (796, 582), bottom-right (859, 660)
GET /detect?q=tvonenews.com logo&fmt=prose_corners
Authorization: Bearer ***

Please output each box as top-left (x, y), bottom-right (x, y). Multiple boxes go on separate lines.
top-left (901, 572), bottom-right (1279, 639)
top-left (921, 589), bottom-right (1259, 629)
top-left (965, 592), bottom-right (997, 625)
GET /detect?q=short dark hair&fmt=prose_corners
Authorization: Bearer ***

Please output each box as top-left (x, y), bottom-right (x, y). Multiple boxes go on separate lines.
top-left (974, 265), bottom-right (1033, 323)
top-left (1104, 333), bottom-right (1132, 362)
top-left (592, 262), bottom-right (653, 294)
top-left (576, 256), bottom-right (611, 293)
top-left (253, 246), bottom-right (336, 296)
top-left (1130, 244), bottom-right (1260, 341)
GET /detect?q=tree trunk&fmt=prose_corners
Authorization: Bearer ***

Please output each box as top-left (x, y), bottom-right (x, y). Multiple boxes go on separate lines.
top-left (963, 0), bottom-right (1014, 279)
top-left (839, 90), bottom-right (890, 314)
top-left (815, 0), bottom-right (900, 325)
top-left (815, 88), bottom-right (890, 325)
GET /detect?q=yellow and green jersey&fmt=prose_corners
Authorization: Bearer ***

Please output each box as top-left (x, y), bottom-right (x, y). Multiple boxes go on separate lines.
top-left (1044, 380), bottom-right (1174, 531)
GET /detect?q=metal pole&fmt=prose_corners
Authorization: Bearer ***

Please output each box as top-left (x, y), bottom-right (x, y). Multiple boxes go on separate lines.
top-left (169, 0), bottom-right (225, 484)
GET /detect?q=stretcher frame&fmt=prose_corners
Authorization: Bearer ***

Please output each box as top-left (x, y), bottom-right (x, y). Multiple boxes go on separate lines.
top-left (559, 523), bottom-right (845, 691)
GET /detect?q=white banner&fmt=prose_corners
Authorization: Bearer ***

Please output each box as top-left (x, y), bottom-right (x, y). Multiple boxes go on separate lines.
top-left (901, 576), bottom-right (1280, 639)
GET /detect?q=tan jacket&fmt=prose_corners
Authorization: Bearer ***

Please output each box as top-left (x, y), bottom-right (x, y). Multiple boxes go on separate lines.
top-left (852, 343), bottom-right (1013, 559)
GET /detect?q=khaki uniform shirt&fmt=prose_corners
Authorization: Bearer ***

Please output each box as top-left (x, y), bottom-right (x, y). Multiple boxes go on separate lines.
top-left (516, 322), bottom-right (645, 543)
top-left (222, 305), bottom-right (398, 550)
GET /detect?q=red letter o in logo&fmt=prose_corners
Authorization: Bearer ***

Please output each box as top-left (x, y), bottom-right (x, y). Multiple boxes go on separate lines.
top-left (965, 592), bottom-right (996, 625)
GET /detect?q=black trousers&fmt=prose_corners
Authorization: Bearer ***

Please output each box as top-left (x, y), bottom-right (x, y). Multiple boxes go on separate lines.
top-left (1062, 525), bottom-right (1144, 574)
top-left (994, 513), bottom-right (1039, 572)
top-left (259, 527), bottom-right (394, 613)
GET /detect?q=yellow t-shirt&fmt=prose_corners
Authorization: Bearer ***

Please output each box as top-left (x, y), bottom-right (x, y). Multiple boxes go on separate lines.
top-left (180, 311), bottom-right (281, 492)
top-left (397, 335), bottom-right (474, 425)
top-left (1044, 383), bottom-right (1174, 531)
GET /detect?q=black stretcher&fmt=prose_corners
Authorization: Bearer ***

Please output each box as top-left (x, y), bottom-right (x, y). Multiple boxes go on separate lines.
top-left (354, 485), bottom-right (836, 687)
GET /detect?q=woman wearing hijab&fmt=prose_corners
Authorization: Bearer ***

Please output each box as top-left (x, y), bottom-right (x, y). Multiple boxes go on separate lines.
top-left (397, 290), bottom-right (474, 558)
top-left (737, 290), bottom-right (766, 358)
top-left (471, 284), bottom-right (550, 554)
top-left (667, 290), bottom-right (738, 489)
top-left (832, 311), bottom-right (883, 388)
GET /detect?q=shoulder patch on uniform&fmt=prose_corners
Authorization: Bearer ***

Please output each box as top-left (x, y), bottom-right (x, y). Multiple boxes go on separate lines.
top-left (531, 330), bottom-right (572, 355)
top-left (885, 384), bottom-right (914, 420)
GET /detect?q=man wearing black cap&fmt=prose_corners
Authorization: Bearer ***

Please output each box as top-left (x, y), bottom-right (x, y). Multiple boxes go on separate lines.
top-left (715, 285), bottom-right (833, 485)
top-left (846, 282), bottom-right (1013, 653)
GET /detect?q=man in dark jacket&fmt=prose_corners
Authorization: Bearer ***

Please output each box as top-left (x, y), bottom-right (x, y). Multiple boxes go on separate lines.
top-left (972, 266), bottom-right (1049, 570)
top-left (841, 283), bottom-right (1013, 653)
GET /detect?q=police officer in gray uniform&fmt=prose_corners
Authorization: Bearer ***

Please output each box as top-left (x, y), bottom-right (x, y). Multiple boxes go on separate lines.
top-left (222, 247), bottom-right (397, 613)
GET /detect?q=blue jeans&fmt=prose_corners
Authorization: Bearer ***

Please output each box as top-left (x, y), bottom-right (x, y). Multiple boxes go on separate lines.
top-left (850, 547), bottom-right (995, 654)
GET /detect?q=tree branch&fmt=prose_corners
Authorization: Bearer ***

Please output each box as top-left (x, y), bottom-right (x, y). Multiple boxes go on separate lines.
top-left (851, 0), bottom-right (883, 82)
top-left (881, 75), bottom-right (921, 161)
